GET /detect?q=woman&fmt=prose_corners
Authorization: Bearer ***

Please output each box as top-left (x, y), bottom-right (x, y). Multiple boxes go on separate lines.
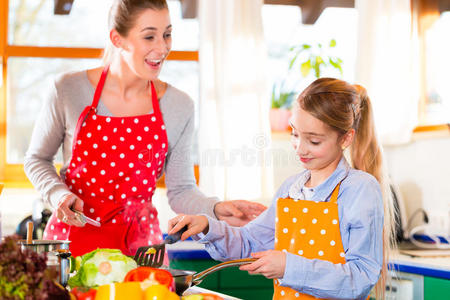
top-left (24, 0), bottom-right (265, 257)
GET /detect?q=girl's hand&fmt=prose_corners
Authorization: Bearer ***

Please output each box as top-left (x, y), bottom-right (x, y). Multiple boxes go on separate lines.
top-left (56, 194), bottom-right (85, 227)
top-left (239, 250), bottom-right (286, 279)
top-left (214, 200), bottom-right (267, 226)
top-left (168, 214), bottom-right (209, 241)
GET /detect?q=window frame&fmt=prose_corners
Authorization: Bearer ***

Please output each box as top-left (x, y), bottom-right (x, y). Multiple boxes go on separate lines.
top-left (0, 0), bottom-right (199, 187)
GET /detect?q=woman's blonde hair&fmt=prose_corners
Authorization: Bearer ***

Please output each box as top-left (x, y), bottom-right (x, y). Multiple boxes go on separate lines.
top-left (297, 78), bottom-right (396, 299)
top-left (103, 0), bottom-right (169, 64)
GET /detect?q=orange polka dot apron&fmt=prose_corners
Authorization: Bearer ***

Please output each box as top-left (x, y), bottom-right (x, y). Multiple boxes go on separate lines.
top-left (43, 66), bottom-right (168, 257)
top-left (274, 182), bottom-right (345, 299)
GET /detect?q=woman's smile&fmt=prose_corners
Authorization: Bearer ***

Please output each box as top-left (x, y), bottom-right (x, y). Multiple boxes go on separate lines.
top-left (145, 57), bottom-right (164, 70)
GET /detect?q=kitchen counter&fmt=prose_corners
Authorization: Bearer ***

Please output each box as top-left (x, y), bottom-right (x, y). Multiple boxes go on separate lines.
top-left (390, 250), bottom-right (450, 280)
top-left (167, 240), bottom-right (450, 280)
top-left (167, 240), bottom-right (211, 260)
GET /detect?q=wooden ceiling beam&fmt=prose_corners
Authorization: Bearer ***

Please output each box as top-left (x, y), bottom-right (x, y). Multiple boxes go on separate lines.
top-left (264, 0), bottom-right (354, 24)
top-left (180, 0), bottom-right (198, 19)
top-left (178, 0), bottom-right (357, 24)
top-left (439, 0), bottom-right (450, 12)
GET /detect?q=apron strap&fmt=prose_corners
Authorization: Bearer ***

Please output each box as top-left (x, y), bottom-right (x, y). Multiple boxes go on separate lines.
top-left (71, 105), bottom-right (95, 153)
top-left (329, 182), bottom-right (341, 204)
top-left (150, 81), bottom-right (162, 116)
top-left (91, 65), bottom-right (110, 109)
top-left (71, 65), bottom-right (109, 153)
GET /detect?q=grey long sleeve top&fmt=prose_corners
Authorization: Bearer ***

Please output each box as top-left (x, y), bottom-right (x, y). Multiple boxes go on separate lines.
top-left (24, 70), bottom-right (219, 218)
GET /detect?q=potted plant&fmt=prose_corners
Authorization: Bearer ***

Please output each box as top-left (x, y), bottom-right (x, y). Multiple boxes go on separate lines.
top-left (270, 82), bottom-right (296, 131)
top-left (270, 39), bottom-right (343, 131)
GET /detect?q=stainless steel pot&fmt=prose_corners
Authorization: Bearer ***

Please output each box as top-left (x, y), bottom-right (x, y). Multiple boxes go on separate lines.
top-left (19, 239), bottom-right (72, 287)
top-left (168, 258), bottom-right (256, 295)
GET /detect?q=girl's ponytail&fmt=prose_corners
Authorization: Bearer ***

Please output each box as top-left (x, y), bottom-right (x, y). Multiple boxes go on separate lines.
top-left (352, 84), bottom-right (396, 300)
top-left (351, 85), bottom-right (382, 182)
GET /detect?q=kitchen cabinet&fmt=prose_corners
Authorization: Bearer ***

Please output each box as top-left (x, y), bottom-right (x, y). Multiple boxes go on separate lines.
top-left (168, 243), bottom-right (450, 299)
top-left (424, 276), bottom-right (450, 300)
top-left (170, 258), bottom-right (450, 300)
top-left (169, 259), bottom-right (273, 300)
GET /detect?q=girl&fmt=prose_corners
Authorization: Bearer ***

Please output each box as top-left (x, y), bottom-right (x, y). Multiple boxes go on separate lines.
top-left (24, 0), bottom-right (265, 257)
top-left (169, 78), bottom-right (395, 299)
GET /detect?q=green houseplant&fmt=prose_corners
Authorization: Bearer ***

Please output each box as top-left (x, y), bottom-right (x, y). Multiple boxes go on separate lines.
top-left (270, 39), bottom-right (343, 131)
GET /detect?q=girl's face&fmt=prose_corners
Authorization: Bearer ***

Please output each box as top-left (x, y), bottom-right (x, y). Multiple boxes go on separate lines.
top-left (290, 104), bottom-right (344, 172)
top-left (116, 8), bottom-right (172, 80)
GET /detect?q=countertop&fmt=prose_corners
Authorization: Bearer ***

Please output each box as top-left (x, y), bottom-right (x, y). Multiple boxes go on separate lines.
top-left (390, 250), bottom-right (450, 280)
top-left (167, 240), bottom-right (450, 280)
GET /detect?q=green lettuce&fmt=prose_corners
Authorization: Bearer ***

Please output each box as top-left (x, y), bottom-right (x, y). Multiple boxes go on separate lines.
top-left (68, 249), bottom-right (137, 288)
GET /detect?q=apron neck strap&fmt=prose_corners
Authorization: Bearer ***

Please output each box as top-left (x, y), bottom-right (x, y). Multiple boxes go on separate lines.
top-left (92, 65), bottom-right (161, 115)
top-left (91, 65), bottom-right (110, 109)
top-left (329, 182), bottom-right (341, 204)
top-left (150, 81), bottom-right (161, 116)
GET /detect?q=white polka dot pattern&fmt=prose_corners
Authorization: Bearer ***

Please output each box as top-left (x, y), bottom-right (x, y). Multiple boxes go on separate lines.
top-left (274, 195), bottom-right (346, 299)
top-left (45, 84), bottom-right (169, 255)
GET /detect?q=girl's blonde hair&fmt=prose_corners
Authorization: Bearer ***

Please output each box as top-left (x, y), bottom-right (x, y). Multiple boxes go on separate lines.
top-left (103, 0), bottom-right (169, 64)
top-left (297, 78), bottom-right (396, 299)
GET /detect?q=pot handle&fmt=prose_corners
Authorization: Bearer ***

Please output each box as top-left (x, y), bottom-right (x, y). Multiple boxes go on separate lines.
top-left (192, 258), bottom-right (257, 285)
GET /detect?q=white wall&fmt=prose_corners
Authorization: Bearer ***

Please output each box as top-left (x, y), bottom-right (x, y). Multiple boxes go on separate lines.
top-left (384, 133), bottom-right (450, 236)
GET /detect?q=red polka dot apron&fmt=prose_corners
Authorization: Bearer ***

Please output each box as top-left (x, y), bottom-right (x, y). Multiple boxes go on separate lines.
top-left (43, 66), bottom-right (168, 257)
top-left (274, 182), bottom-right (346, 299)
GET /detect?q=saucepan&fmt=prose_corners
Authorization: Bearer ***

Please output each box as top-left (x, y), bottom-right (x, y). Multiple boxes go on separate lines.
top-left (18, 222), bottom-right (72, 286)
top-left (168, 258), bottom-right (257, 295)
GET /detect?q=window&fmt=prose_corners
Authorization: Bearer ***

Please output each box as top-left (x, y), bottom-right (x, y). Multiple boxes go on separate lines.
top-left (0, 0), bottom-right (199, 186)
top-left (421, 11), bottom-right (450, 125)
top-left (262, 5), bottom-right (358, 99)
top-left (263, 2), bottom-right (450, 130)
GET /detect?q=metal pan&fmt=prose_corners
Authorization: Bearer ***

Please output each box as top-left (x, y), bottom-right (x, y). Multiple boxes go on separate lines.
top-left (168, 258), bottom-right (256, 295)
top-left (19, 239), bottom-right (72, 286)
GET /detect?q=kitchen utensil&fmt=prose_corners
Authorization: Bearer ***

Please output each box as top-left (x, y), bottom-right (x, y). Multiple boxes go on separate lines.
top-left (19, 232), bottom-right (72, 287)
top-left (134, 225), bottom-right (188, 267)
top-left (169, 258), bottom-right (257, 295)
top-left (72, 209), bottom-right (101, 227)
top-left (27, 221), bottom-right (33, 244)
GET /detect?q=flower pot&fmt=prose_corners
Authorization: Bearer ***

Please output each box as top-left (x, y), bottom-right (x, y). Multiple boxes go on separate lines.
top-left (270, 108), bottom-right (291, 131)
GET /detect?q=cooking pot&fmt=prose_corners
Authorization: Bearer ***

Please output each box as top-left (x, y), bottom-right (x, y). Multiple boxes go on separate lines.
top-left (168, 258), bottom-right (256, 295)
top-left (19, 239), bottom-right (72, 287)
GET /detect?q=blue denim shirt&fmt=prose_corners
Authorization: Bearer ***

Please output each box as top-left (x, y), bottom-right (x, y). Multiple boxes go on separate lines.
top-left (195, 157), bottom-right (384, 299)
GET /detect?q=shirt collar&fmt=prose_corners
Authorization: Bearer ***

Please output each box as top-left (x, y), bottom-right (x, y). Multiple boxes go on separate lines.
top-left (288, 156), bottom-right (350, 201)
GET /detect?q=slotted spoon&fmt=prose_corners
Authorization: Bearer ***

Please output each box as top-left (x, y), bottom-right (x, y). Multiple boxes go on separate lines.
top-left (134, 225), bottom-right (188, 267)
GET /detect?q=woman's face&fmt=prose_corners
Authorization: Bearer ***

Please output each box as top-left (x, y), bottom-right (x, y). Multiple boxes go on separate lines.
top-left (290, 104), bottom-right (343, 172)
top-left (118, 8), bottom-right (172, 80)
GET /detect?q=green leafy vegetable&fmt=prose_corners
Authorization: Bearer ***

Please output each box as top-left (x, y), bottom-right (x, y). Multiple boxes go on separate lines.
top-left (68, 249), bottom-right (137, 288)
top-left (0, 235), bottom-right (69, 300)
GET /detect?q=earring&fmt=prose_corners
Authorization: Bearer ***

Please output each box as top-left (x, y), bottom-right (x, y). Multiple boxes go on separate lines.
top-left (341, 145), bottom-right (346, 150)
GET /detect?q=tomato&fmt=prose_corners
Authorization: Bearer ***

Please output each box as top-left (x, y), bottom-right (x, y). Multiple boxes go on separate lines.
top-left (70, 287), bottom-right (97, 300)
top-left (199, 293), bottom-right (224, 300)
top-left (124, 267), bottom-right (173, 288)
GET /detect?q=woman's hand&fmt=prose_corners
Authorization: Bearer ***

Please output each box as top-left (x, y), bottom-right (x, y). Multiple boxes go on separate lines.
top-left (214, 200), bottom-right (267, 226)
top-left (56, 194), bottom-right (85, 227)
top-left (239, 250), bottom-right (286, 279)
top-left (168, 214), bottom-right (209, 241)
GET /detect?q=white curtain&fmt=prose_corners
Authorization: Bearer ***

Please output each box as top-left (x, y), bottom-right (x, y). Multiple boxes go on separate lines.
top-left (198, 0), bottom-right (274, 204)
top-left (355, 0), bottom-right (420, 145)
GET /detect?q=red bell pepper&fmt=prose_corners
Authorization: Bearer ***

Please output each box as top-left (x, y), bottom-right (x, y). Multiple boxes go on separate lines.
top-left (124, 267), bottom-right (173, 288)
